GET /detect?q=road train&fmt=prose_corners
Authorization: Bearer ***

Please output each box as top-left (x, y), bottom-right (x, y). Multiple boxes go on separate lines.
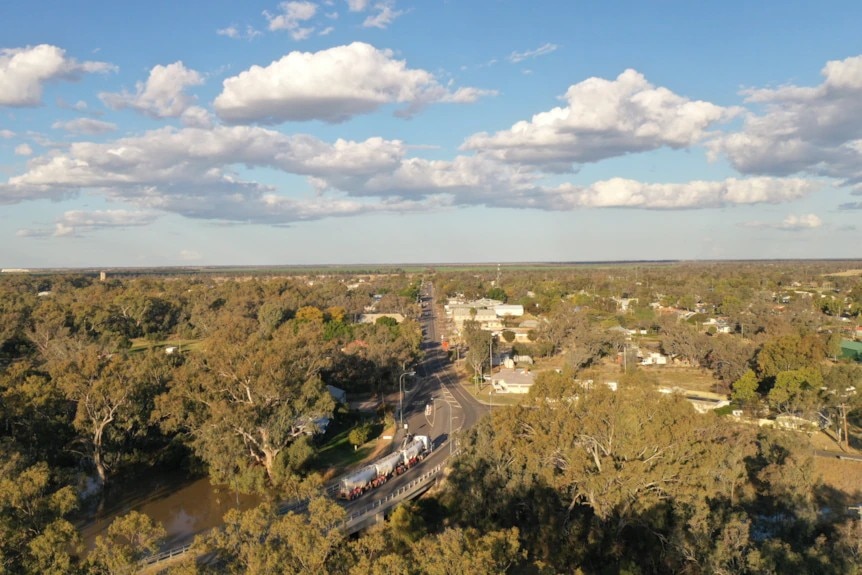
top-left (338, 435), bottom-right (432, 500)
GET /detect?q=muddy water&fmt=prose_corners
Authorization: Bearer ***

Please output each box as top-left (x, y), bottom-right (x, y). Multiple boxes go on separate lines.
top-left (77, 468), bottom-right (262, 550)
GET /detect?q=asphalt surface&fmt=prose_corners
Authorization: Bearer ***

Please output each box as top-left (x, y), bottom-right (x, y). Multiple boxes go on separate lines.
top-left (342, 282), bottom-right (488, 512)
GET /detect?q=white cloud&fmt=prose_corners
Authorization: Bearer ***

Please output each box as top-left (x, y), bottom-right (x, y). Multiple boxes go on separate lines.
top-left (1, 125), bottom-right (412, 219)
top-left (180, 105), bottom-right (213, 128)
top-left (0, 44), bottom-right (115, 107)
top-left (17, 209), bottom-right (158, 238)
top-left (363, 2), bottom-right (403, 29)
top-left (546, 177), bottom-right (819, 210)
top-left (214, 42), bottom-right (493, 124)
top-left (1, 120), bottom-right (821, 226)
top-left (346, 0), bottom-right (370, 11)
top-left (710, 54), bottom-right (862, 190)
top-left (462, 69), bottom-right (737, 169)
top-left (508, 43), bottom-right (558, 64)
top-left (100, 61), bottom-right (203, 118)
top-left (742, 213), bottom-right (823, 231)
top-left (52, 118), bottom-right (117, 135)
top-left (1, 129), bottom-right (16, 138)
top-left (217, 26), bottom-right (240, 38)
top-left (218, 25), bottom-right (261, 40)
top-left (265, 1), bottom-right (317, 39)
top-left (14, 144), bottom-right (33, 156)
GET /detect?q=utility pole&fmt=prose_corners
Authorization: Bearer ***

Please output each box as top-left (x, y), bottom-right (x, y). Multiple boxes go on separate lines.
top-left (399, 370), bottom-right (415, 430)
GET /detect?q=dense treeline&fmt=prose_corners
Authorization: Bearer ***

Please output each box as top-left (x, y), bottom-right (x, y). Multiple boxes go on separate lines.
top-left (2, 263), bottom-right (862, 573)
top-left (0, 272), bottom-right (423, 573)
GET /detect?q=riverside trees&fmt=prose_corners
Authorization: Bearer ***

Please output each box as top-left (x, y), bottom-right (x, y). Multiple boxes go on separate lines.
top-left (155, 317), bottom-right (335, 490)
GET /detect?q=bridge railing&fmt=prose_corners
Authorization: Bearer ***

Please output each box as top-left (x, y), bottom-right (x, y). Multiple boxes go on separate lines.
top-left (138, 445), bottom-right (458, 570)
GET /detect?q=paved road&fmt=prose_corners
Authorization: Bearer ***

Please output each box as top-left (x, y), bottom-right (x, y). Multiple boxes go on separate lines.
top-left (141, 282), bottom-right (487, 570)
top-left (342, 281), bottom-right (487, 512)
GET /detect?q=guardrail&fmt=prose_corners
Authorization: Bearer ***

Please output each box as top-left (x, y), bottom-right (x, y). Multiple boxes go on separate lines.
top-left (342, 462), bottom-right (445, 530)
top-left (140, 543), bottom-right (193, 567)
top-left (138, 446), bottom-right (457, 571)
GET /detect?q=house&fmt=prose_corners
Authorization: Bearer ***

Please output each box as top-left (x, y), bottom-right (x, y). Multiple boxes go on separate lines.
top-left (491, 368), bottom-right (535, 394)
top-left (703, 317), bottom-right (733, 334)
top-left (327, 385), bottom-right (347, 405)
top-left (640, 352), bottom-right (668, 366)
top-left (494, 304), bottom-right (524, 318)
top-left (452, 307), bottom-right (502, 331)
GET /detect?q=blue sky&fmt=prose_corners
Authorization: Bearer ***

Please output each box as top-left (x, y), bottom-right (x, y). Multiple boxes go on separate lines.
top-left (2, 1), bottom-right (862, 267)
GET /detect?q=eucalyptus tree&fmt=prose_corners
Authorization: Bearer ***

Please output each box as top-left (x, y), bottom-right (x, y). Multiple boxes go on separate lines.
top-left (49, 346), bottom-right (168, 486)
top-left (155, 317), bottom-right (334, 490)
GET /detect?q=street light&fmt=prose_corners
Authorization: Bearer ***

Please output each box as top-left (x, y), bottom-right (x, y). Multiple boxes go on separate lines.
top-left (399, 370), bottom-right (416, 429)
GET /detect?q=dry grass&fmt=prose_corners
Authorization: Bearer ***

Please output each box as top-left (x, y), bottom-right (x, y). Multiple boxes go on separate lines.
top-left (824, 269), bottom-right (862, 277)
top-left (814, 457), bottom-right (862, 502)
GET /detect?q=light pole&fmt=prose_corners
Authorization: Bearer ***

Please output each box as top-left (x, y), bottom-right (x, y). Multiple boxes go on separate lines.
top-left (399, 370), bottom-right (416, 430)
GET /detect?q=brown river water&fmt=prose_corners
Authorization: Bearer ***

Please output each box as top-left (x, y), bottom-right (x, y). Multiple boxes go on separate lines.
top-left (76, 468), bottom-right (262, 550)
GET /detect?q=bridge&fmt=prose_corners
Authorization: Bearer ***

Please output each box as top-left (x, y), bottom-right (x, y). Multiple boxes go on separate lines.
top-left (139, 452), bottom-right (454, 572)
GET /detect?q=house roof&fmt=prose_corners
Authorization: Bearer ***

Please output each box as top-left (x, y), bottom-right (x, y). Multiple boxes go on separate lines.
top-left (492, 368), bottom-right (535, 387)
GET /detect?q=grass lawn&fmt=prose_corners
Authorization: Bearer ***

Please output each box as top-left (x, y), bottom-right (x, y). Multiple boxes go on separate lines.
top-left (129, 337), bottom-right (205, 353)
top-left (312, 414), bottom-right (392, 480)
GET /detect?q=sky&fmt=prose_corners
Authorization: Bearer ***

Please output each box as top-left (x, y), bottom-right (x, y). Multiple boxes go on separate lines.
top-left (2, 1), bottom-right (862, 268)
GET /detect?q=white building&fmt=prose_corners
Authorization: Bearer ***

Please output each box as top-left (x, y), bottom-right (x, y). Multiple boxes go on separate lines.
top-left (640, 352), bottom-right (668, 366)
top-left (491, 368), bottom-right (535, 394)
top-left (494, 304), bottom-right (524, 318)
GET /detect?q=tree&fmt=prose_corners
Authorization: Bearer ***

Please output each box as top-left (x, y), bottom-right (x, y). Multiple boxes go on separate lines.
top-left (0, 446), bottom-right (80, 575)
top-left (756, 334), bottom-right (823, 380)
top-left (412, 527), bottom-right (523, 575)
top-left (88, 511), bottom-right (166, 575)
top-left (731, 369), bottom-right (760, 412)
top-left (155, 319), bottom-right (334, 490)
top-left (659, 316), bottom-right (709, 367)
top-left (204, 498), bottom-right (347, 574)
top-left (821, 364), bottom-right (862, 447)
top-left (463, 320), bottom-right (493, 385)
top-left (51, 346), bottom-right (165, 486)
top-left (767, 367), bottom-right (822, 418)
top-left (348, 423), bottom-right (372, 449)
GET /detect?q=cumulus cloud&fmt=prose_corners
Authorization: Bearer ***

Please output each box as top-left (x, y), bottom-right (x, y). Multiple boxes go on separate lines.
top-left (508, 43), bottom-right (558, 63)
top-left (710, 54), bottom-right (862, 189)
top-left (0, 129), bottom-right (14, 138)
top-left (0, 44), bottom-right (115, 107)
top-left (214, 42), bottom-right (494, 124)
top-left (265, 1), bottom-right (317, 39)
top-left (14, 143), bottom-right (33, 156)
top-left (515, 176), bottom-right (817, 211)
top-left (462, 68), bottom-right (737, 170)
top-left (0, 125), bottom-right (413, 220)
top-left (52, 118), bottom-right (117, 135)
top-left (17, 209), bottom-right (158, 238)
top-left (0, 120), bottom-right (822, 225)
top-left (742, 213), bottom-right (823, 231)
top-left (99, 61), bottom-right (203, 118)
